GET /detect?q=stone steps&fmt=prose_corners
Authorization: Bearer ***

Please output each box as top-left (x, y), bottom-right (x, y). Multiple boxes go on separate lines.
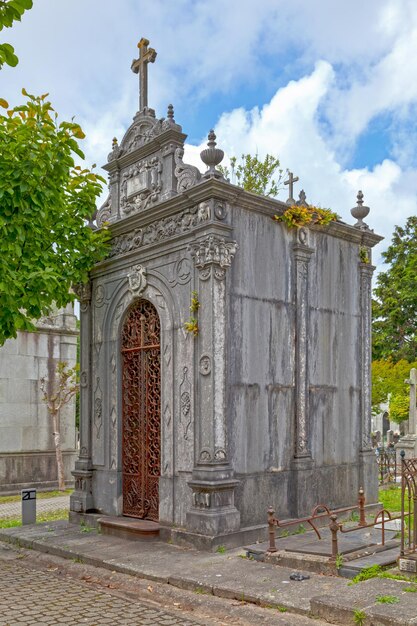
top-left (98, 516), bottom-right (160, 541)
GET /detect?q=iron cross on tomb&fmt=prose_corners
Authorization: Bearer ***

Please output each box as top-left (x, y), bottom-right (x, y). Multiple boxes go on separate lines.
top-left (131, 38), bottom-right (157, 112)
top-left (284, 171), bottom-right (299, 205)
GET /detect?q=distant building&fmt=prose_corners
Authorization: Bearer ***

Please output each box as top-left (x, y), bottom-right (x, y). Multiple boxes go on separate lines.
top-left (0, 305), bottom-right (78, 494)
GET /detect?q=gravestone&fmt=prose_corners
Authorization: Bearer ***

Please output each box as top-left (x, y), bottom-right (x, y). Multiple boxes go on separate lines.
top-left (0, 305), bottom-right (78, 493)
top-left (70, 39), bottom-right (383, 547)
top-left (395, 367), bottom-right (417, 460)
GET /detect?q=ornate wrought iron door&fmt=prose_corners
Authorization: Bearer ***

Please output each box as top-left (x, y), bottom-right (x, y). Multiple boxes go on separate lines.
top-left (121, 300), bottom-right (161, 520)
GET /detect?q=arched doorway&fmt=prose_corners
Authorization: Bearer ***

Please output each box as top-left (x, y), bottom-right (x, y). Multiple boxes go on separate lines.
top-left (121, 299), bottom-right (161, 520)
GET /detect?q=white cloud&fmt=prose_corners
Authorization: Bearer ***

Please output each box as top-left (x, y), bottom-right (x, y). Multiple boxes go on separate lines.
top-left (184, 61), bottom-right (417, 270)
top-left (3, 0), bottom-right (417, 272)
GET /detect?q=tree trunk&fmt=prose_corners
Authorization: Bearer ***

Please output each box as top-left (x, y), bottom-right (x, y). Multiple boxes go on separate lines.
top-left (52, 410), bottom-right (66, 491)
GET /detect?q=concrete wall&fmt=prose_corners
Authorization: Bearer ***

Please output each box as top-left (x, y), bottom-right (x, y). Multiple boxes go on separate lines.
top-left (0, 305), bottom-right (79, 493)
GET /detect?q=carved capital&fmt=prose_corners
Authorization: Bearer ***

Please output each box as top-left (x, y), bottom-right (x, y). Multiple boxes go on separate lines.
top-left (73, 282), bottom-right (92, 312)
top-left (189, 235), bottom-right (238, 270)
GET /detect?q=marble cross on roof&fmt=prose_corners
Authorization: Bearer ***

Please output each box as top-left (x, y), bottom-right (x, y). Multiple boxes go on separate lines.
top-left (284, 171), bottom-right (299, 205)
top-left (131, 38), bottom-right (157, 112)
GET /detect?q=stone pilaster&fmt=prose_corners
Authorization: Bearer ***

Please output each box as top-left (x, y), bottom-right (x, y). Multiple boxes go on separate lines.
top-left (358, 261), bottom-right (378, 500)
top-left (70, 281), bottom-right (94, 514)
top-left (293, 230), bottom-right (314, 460)
top-left (186, 234), bottom-right (240, 536)
top-left (290, 229), bottom-right (314, 516)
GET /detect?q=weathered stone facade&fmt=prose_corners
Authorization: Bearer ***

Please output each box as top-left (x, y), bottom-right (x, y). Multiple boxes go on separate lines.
top-left (70, 40), bottom-right (383, 546)
top-left (0, 305), bottom-right (78, 494)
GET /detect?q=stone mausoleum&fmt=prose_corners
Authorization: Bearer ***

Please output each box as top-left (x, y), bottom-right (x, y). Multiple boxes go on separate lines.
top-left (70, 39), bottom-right (383, 547)
top-left (0, 305), bottom-right (78, 494)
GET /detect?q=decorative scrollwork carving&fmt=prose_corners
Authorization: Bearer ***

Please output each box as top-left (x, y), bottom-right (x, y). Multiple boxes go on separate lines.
top-left (109, 203), bottom-right (211, 258)
top-left (94, 284), bottom-right (105, 307)
top-left (96, 195), bottom-right (112, 227)
top-left (94, 378), bottom-right (103, 439)
top-left (179, 366), bottom-right (192, 440)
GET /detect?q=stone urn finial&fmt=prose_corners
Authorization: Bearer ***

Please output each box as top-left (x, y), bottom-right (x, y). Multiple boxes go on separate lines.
top-left (200, 130), bottom-right (224, 178)
top-left (351, 190), bottom-right (370, 229)
top-left (167, 104), bottom-right (175, 121)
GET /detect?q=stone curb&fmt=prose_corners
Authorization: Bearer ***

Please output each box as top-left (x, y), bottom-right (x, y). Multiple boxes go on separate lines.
top-left (1, 526), bottom-right (416, 626)
top-left (0, 530), bottom-right (313, 617)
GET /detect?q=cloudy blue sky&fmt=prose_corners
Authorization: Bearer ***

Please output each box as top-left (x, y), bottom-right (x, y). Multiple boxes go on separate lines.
top-left (2, 0), bottom-right (417, 269)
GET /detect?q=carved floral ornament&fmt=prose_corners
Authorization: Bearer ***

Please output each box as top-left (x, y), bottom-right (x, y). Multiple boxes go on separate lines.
top-left (188, 235), bottom-right (238, 270)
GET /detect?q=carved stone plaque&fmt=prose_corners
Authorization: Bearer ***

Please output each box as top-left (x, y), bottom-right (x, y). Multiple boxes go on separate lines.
top-left (126, 170), bottom-right (148, 197)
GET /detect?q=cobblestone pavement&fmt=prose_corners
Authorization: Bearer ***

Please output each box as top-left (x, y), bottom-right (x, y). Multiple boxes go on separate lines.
top-left (0, 542), bottom-right (331, 626)
top-left (0, 496), bottom-right (69, 520)
top-left (0, 557), bottom-right (204, 626)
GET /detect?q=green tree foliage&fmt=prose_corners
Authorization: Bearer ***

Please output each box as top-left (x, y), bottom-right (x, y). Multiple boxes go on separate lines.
top-left (0, 91), bottom-right (109, 345)
top-left (372, 358), bottom-right (417, 423)
top-left (220, 153), bottom-right (283, 197)
top-left (373, 216), bottom-right (417, 362)
top-left (0, 0), bottom-right (33, 69)
top-left (389, 393), bottom-right (409, 424)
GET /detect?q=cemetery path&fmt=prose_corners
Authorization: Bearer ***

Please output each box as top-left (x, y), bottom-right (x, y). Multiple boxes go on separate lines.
top-left (0, 541), bottom-right (330, 626)
top-left (0, 495), bottom-right (69, 519)
top-left (0, 523), bottom-right (416, 625)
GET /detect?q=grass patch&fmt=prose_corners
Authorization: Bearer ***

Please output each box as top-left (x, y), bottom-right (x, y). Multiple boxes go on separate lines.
top-left (0, 489), bottom-right (73, 505)
top-left (351, 565), bottom-right (382, 583)
top-left (0, 508), bottom-right (68, 528)
top-left (353, 608), bottom-right (366, 625)
top-left (376, 594), bottom-right (399, 604)
top-left (378, 485), bottom-right (401, 512)
top-left (0, 519), bottom-right (21, 529)
top-left (216, 544), bottom-right (226, 554)
top-left (380, 571), bottom-right (417, 584)
top-left (403, 585), bottom-right (417, 592)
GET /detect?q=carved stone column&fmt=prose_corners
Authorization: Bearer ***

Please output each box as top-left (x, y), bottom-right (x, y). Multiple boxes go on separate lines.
top-left (293, 230), bottom-right (314, 460)
top-left (359, 262), bottom-right (375, 452)
top-left (186, 234), bottom-right (240, 536)
top-left (290, 229), bottom-right (314, 516)
top-left (358, 261), bottom-right (378, 499)
top-left (70, 281), bottom-right (94, 514)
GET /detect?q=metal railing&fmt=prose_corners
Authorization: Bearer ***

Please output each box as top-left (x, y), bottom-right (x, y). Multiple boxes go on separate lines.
top-left (267, 488), bottom-right (367, 554)
top-left (376, 447), bottom-right (398, 485)
top-left (400, 452), bottom-right (417, 557)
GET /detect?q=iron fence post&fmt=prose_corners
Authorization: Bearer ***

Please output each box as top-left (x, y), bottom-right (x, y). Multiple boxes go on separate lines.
top-left (400, 450), bottom-right (405, 556)
top-left (358, 487), bottom-right (366, 527)
top-left (329, 514), bottom-right (339, 562)
top-left (267, 506), bottom-right (277, 553)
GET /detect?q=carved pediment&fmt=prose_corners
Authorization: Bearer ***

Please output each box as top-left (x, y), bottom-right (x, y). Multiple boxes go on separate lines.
top-left (108, 110), bottom-right (183, 162)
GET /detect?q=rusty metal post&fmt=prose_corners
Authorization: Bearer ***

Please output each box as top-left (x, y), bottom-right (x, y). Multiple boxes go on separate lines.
top-left (329, 514), bottom-right (339, 562)
top-left (381, 511), bottom-right (386, 546)
top-left (358, 487), bottom-right (366, 527)
top-left (267, 507), bottom-right (277, 553)
top-left (400, 450), bottom-right (405, 556)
